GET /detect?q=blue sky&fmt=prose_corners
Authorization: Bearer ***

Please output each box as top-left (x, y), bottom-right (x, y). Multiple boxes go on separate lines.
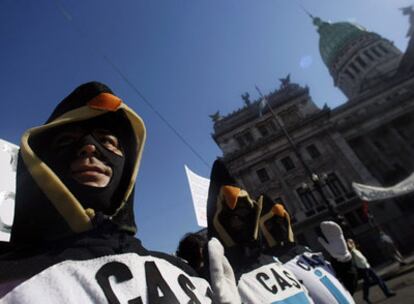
top-left (0, 0), bottom-right (412, 253)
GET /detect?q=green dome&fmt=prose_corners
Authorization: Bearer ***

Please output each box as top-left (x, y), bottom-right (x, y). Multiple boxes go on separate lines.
top-left (313, 17), bottom-right (368, 67)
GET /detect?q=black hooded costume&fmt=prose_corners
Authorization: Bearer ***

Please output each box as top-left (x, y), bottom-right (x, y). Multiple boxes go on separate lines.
top-left (0, 82), bottom-right (214, 303)
top-left (260, 195), bottom-right (356, 304)
top-left (206, 160), bottom-right (314, 303)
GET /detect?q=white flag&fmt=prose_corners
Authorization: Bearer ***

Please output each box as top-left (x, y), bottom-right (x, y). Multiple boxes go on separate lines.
top-left (352, 172), bottom-right (414, 201)
top-left (0, 139), bottom-right (18, 242)
top-left (258, 97), bottom-right (267, 117)
top-left (184, 165), bottom-right (210, 228)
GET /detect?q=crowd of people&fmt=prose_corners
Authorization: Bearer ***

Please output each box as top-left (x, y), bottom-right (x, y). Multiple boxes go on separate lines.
top-left (0, 82), bottom-right (400, 303)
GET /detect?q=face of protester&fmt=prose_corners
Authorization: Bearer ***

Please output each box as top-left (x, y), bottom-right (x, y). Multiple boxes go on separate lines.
top-left (32, 115), bottom-right (128, 214)
top-left (221, 199), bottom-right (257, 244)
top-left (214, 186), bottom-right (262, 246)
top-left (10, 82), bottom-right (146, 243)
top-left (51, 126), bottom-right (124, 188)
top-left (264, 214), bottom-right (290, 244)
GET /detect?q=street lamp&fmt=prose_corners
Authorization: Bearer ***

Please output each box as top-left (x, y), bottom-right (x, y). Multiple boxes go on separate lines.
top-left (302, 172), bottom-right (337, 218)
top-left (302, 172), bottom-right (354, 237)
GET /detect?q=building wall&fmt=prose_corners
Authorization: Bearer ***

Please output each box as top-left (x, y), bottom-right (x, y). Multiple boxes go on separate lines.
top-left (212, 75), bottom-right (414, 265)
top-left (211, 17), bottom-right (414, 264)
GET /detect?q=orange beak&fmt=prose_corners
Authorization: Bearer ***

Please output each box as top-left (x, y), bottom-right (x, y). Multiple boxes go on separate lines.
top-left (88, 93), bottom-right (122, 111)
top-left (272, 204), bottom-right (287, 218)
top-left (222, 185), bottom-right (241, 210)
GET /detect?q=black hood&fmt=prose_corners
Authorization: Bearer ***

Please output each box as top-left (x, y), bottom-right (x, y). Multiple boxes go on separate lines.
top-left (206, 159), bottom-right (262, 248)
top-left (10, 82), bottom-right (146, 244)
top-left (259, 195), bottom-right (294, 250)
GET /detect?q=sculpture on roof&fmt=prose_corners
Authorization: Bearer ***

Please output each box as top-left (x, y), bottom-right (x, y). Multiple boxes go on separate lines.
top-left (209, 111), bottom-right (222, 123)
top-left (277, 74), bottom-right (301, 94)
top-left (241, 92), bottom-right (251, 106)
top-left (401, 5), bottom-right (414, 37)
top-left (398, 6), bottom-right (414, 75)
top-left (279, 74), bottom-right (291, 89)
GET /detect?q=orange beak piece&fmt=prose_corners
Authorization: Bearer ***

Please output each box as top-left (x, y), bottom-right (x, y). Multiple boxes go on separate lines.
top-left (272, 204), bottom-right (286, 218)
top-left (87, 93), bottom-right (122, 111)
top-left (222, 185), bottom-right (241, 210)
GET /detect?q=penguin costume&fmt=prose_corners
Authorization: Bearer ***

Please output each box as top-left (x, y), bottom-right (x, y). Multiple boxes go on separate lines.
top-left (0, 82), bottom-right (215, 303)
top-left (260, 195), bottom-right (356, 303)
top-left (206, 159), bottom-right (314, 303)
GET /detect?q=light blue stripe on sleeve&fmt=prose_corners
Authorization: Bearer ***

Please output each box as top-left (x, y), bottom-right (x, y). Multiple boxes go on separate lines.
top-left (271, 291), bottom-right (311, 304)
top-left (320, 276), bottom-right (350, 304)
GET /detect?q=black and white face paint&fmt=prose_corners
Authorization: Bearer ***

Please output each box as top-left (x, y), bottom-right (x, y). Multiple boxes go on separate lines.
top-left (219, 198), bottom-right (257, 245)
top-left (34, 115), bottom-right (127, 214)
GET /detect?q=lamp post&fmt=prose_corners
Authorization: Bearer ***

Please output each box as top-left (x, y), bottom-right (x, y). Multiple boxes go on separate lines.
top-left (297, 165), bottom-right (341, 222)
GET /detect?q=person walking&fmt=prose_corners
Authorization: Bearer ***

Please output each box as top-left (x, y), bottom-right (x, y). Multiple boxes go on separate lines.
top-left (379, 230), bottom-right (407, 266)
top-left (347, 239), bottom-right (396, 304)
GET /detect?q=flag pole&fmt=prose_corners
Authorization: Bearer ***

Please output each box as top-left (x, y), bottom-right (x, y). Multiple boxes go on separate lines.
top-left (255, 86), bottom-right (313, 177)
top-left (255, 86), bottom-right (344, 225)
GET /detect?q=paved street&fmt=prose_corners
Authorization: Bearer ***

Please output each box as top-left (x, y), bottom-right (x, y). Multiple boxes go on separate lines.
top-left (353, 259), bottom-right (414, 304)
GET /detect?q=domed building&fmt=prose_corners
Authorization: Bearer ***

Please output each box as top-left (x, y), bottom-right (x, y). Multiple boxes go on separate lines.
top-left (313, 16), bottom-right (402, 98)
top-left (210, 11), bottom-right (414, 265)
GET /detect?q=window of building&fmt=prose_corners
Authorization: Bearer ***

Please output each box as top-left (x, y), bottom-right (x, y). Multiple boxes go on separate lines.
top-left (378, 44), bottom-right (389, 54)
top-left (297, 187), bottom-right (318, 214)
top-left (257, 125), bottom-right (269, 137)
top-left (345, 70), bottom-right (355, 80)
top-left (235, 130), bottom-right (254, 148)
top-left (356, 56), bottom-right (367, 68)
top-left (306, 144), bottom-right (321, 159)
top-left (279, 106), bottom-right (301, 127)
top-left (371, 46), bottom-right (382, 58)
top-left (235, 136), bottom-right (246, 148)
top-left (363, 50), bottom-right (375, 61)
top-left (281, 156), bottom-right (295, 171)
top-left (257, 119), bottom-right (276, 138)
top-left (256, 168), bottom-right (270, 183)
top-left (243, 131), bottom-right (254, 143)
top-left (326, 173), bottom-right (346, 199)
top-left (349, 62), bottom-right (360, 74)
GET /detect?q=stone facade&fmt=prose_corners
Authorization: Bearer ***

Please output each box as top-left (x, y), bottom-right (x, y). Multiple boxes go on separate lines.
top-left (211, 16), bottom-right (414, 265)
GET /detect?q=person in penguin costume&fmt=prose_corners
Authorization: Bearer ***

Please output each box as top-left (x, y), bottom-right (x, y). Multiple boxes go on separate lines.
top-left (206, 159), bottom-right (315, 303)
top-left (0, 82), bottom-right (234, 304)
top-left (259, 194), bottom-right (358, 303)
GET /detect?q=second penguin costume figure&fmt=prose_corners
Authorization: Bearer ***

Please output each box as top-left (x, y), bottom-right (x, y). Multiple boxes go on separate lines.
top-left (206, 160), bottom-right (314, 303)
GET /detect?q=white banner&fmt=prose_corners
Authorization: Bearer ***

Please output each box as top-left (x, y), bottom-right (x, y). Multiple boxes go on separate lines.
top-left (352, 172), bottom-right (414, 201)
top-left (184, 165), bottom-right (209, 228)
top-left (0, 139), bottom-right (18, 242)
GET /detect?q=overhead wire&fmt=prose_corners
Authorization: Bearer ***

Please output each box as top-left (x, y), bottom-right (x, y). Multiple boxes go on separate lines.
top-left (53, 0), bottom-right (211, 168)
